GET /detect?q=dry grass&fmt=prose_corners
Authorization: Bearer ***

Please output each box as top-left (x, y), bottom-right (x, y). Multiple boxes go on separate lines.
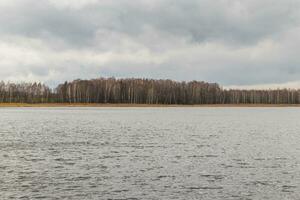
top-left (1, 103), bottom-right (300, 107)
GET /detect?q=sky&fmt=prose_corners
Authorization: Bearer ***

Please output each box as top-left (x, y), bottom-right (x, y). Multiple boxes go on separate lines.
top-left (0, 0), bottom-right (300, 88)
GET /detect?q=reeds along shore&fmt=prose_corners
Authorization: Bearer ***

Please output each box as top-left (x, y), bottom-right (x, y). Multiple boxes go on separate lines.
top-left (1, 77), bottom-right (300, 104)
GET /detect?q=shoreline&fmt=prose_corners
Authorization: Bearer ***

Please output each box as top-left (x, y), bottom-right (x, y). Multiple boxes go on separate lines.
top-left (1, 103), bottom-right (300, 107)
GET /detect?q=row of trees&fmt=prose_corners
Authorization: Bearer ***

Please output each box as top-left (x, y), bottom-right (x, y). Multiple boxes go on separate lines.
top-left (1, 78), bottom-right (300, 104)
top-left (0, 81), bottom-right (52, 103)
top-left (56, 78), bottom-right (221, 104)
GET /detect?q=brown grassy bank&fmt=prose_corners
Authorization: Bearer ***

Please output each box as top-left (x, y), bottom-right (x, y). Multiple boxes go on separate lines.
top-left (1, 103), bottom-right (300, 107)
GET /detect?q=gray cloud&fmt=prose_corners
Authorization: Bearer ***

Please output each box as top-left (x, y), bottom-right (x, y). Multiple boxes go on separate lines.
top-left (0, 0), bottom-right (300, 88)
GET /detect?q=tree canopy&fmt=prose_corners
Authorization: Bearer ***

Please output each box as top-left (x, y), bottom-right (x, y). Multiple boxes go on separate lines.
top-left (1, 78), bottom-right (300, 104)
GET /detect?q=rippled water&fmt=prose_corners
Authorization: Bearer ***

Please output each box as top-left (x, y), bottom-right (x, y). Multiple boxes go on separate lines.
top-left (0, 107), bottom-right (299, 200)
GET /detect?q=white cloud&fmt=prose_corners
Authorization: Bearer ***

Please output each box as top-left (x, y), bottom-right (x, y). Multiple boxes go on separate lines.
top-left (48, 0), bottom-right (100, 10)
top-left (0, 0), bottom-right (300, 88)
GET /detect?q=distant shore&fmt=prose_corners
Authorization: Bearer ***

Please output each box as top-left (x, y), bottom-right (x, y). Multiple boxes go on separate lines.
top-left (1, 103), bottom-right (300, 107)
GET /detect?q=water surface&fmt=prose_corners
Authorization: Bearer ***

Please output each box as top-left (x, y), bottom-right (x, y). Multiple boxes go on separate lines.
top-left (0, 107), bottom-right (299, 199)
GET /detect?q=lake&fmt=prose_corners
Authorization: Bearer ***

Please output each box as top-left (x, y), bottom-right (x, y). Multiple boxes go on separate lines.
top-left (0, 107), bottom-right (299, 199)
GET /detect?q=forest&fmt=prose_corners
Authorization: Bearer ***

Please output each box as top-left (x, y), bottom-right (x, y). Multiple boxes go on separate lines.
top-left (0, 78), bottom-right (300, 104)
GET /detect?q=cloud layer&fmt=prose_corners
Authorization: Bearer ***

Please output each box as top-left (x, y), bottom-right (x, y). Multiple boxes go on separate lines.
top-left (0, 0), bottom-right (300, 88)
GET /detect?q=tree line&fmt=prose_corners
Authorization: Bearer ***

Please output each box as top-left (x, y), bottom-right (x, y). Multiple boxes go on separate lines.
top-left (1, 78), bottom-right (300, 104)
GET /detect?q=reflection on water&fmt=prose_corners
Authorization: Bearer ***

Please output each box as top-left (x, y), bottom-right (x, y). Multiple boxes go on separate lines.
top-left (0, 107), bottom-right (299, 199)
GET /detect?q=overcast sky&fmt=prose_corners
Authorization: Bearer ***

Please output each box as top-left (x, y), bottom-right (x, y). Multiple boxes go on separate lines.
top-left (1, 0), bottom-right (300, 88)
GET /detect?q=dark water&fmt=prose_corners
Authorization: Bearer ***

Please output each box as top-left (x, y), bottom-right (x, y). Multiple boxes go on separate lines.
top-left (0, 107), bottom-right (299, 200)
